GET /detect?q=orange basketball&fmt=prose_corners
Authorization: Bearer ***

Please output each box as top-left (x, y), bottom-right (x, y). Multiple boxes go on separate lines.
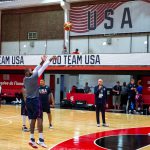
top-left (64, 22), bottom-right (72, 31)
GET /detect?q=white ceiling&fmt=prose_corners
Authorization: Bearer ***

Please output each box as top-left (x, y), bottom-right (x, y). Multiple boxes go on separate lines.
top-left (0, 0), bottom-right (93, 10)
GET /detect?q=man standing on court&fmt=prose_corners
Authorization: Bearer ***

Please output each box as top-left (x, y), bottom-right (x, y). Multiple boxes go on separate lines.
top-left (94, 79), bottom-right (109, 127)
top-left (127, 78), bottom-right (136, 113)
top-left (39, 79), bottom-right (55, 129)
top-left (23, 55), bottom-right (56, 148)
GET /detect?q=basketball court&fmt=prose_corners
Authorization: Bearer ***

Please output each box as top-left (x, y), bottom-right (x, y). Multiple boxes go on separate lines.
top-left (0, 105), bottom-right (149, 150)
top-left (0, 0), bottom-right (150, 150)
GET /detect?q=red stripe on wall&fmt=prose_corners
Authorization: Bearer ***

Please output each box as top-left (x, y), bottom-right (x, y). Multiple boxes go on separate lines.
top-left (0, 66), bottom-right (150, 71)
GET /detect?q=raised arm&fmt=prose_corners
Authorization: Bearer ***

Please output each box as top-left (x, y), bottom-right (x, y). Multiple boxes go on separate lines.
top-left (33, 55), bottom-right (47, 74)
top-left (38, 56), bottom-right (57, 77)
top-left (38, 60), bottom-right (50, 77)
top-left (33, 65), bottom-right (41, 74)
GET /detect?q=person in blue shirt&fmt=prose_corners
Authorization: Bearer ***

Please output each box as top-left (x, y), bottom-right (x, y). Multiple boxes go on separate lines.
top-left (94, 79), bottom-right (109, 127)
top-left (39, 79), bottom-right (55, 129)
top-left (136, 80), bottom-right (143, 94)
top-left (135, 80), bottom-right (143, 111)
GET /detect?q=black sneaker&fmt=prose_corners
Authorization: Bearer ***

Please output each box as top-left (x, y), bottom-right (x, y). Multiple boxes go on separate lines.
top-left (49, 124), bottom-right (53, 129)
top-left (22, 126), bottom-right (29, 132)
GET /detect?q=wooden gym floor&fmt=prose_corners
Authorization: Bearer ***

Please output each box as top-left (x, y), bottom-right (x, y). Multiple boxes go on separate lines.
top-left (0, 105), bottom-right (149, 150)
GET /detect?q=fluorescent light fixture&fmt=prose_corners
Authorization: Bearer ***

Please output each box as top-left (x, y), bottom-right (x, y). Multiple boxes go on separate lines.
top-left (102, 42), bottom-right (107, 46)
top-left (41, 0), bottom-right (61, 4)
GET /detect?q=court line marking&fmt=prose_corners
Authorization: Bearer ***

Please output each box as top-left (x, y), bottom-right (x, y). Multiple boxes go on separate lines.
top-left (137, 144), bottom-right (150, 150)
top-left (0, 115), bottom-right (19, 119)
top-left (94, 133), bottom-right (149, 149)
top-left (0, 115), bottom-right (19, 126)
top-left (0, 118), bottom-right (12, 127)
top-left (48, 127), bottom-right (150, 150)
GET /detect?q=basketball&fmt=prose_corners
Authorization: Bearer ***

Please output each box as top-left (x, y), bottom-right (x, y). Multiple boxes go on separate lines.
top-left (64, 22), bottom-right (72, 31)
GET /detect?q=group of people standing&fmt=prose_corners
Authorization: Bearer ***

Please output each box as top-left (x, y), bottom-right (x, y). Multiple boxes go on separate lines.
top-left (93, 78), bottom-right (146, 128)
top-left (112, 78), bottom-right (143, 113)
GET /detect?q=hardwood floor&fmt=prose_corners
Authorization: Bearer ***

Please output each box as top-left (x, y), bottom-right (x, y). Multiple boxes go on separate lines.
top-left (0, 105), bottom-right (149, 150)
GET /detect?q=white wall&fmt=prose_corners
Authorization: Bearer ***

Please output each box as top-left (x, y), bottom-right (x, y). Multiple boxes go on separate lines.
top-left (20, 41), bottom-right (46, 55)
top-left (2, 40), bottom-right (64, 55)
top-left (148, 34), bottom-right (150, 53)
top-left (2, 42), bottom-right (19, 55)
top-left (46, 39), bottom-right (64, 55)
top-left (70, 37), bottom-right (88, 54)
top-left (1, 34), bottom-right (149, 55)
top-left (44, 74), bottom-right (50, 86)
top-left (89, 36), bottom-right (131, 54)
top-left (63, 74), bottom-right (69, 93)
top-left (20, 40), bottom-right (64, 55)
top-left (64, 74), bottom-right (79, 93)
top-left (131, 35), bottom-right (147, 53)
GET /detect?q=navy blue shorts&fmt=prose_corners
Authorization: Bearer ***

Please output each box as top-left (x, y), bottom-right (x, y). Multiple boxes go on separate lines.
top-left (39, 97), bottom-right (51, 113)
top-left (26, 97), bottom-right (43, 119)
top-left (42, 105), bottom-right (51, 113)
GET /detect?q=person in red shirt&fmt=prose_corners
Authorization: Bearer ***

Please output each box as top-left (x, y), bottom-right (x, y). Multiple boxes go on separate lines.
top-left (70, 85), bottom-right (77, 93)
top-left (72, 49), bottom-right (80, 54)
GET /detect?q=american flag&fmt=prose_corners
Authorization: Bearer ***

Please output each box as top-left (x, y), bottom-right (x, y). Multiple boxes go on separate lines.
top-left (70, 0), bottom-right (150, 33)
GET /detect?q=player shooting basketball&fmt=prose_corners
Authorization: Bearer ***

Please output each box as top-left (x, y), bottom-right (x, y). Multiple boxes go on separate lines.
top-left (23, 55), bottom-right (57, 149)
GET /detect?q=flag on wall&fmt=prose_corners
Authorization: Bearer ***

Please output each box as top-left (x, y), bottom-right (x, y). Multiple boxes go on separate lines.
top-left (70, 0), bottom-right (150, 35)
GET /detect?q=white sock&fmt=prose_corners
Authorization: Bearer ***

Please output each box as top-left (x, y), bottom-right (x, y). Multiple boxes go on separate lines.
top-left (39, 133), bottom-right (44, 139)
top-left (22, 115), bottom-right (26, 126)
top-left (28, 119), bottom-right (31, 124)
top-left (30, 134), bottom-right (34, 139)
